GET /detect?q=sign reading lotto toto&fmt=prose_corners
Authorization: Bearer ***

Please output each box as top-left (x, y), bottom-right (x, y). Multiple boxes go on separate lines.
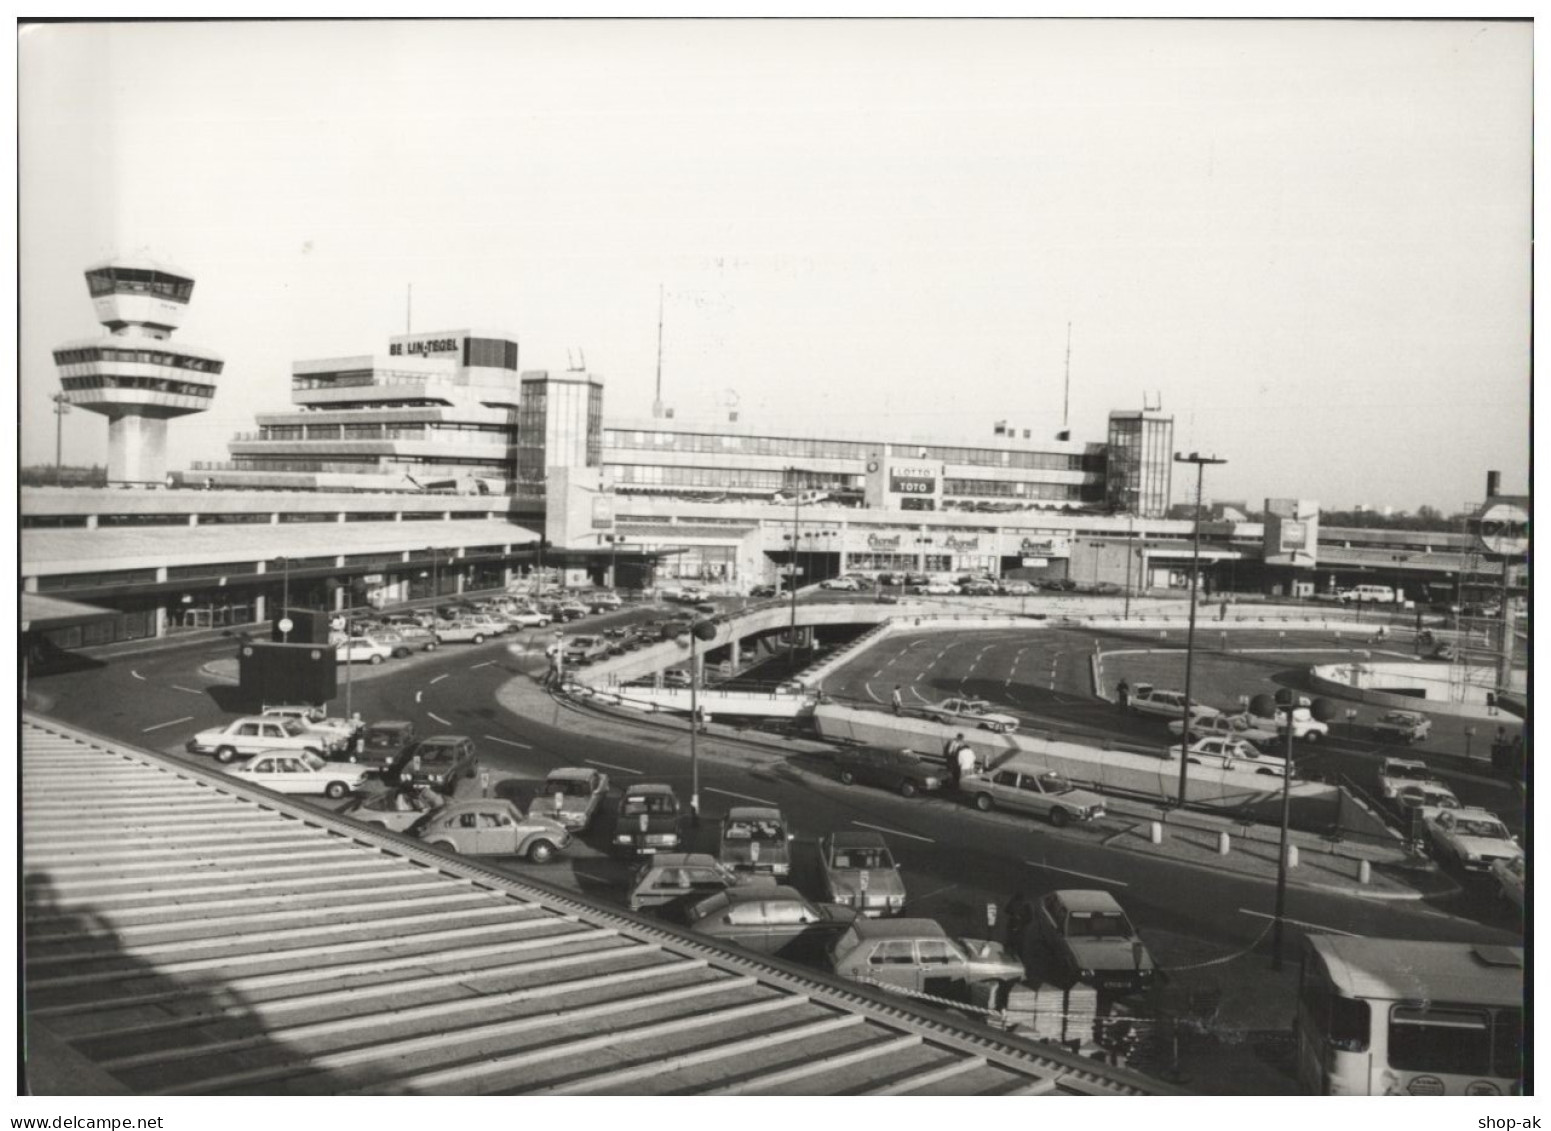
top-left (1475, 502), bottom-right (1529, 557)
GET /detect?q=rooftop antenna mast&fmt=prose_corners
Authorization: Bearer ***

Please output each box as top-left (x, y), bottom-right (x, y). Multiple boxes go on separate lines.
top-left (652, 284), bottom-right (665, 419)
top-left (1055, 322), bottom-right (1073, 441)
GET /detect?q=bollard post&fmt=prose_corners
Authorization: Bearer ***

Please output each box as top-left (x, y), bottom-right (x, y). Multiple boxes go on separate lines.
top-left (1150, 821), bottom-right (1164, 845)
top-left (1286, 844), bottom-right (1300, 869)
top-left (1357, 859), bottom-right (1371, 885)
top-left (1217, 830), bottom-right (1231, 856)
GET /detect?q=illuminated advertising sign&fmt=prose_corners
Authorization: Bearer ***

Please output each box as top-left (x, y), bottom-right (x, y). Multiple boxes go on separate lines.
top-left (1280, 520), bottom-right (1307, 553)
top-left (866, 534), bottom-right (902, 550)
top-left (1476, 502), bottom-right (1529, 557)
top-left (890, 475), bottom-right (935, 495)
top-left (590, 494), bottom-right (615, 531)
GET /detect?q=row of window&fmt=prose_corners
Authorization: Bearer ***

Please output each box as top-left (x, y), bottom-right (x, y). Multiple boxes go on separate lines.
top-left (917, 445), bottom-right (1106, 473)
top-left (55, 347), bottom-right (222, 373)
top-left (943, 479), bottom-right (1087, 501)
top-left (604, 429), bottom-right (874, 461)
top-left (85, 268), bottom-right (193, 301)
top-left (257, 422), bottom-right (512, 441)
top-left (60, 376), bottom-right (216, 398)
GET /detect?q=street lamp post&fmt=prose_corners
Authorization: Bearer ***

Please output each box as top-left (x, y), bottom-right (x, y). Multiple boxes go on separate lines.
top-left (1173, 452), bottom-right (1226, 808)
top-left (687, 620), bottom-right (717, 819)
top-left (51, 393), bottom-right (71, 486)
top-left (273, 557), bottom-right (292, 642)
top-left (789, 475), bottom-right (802, 670)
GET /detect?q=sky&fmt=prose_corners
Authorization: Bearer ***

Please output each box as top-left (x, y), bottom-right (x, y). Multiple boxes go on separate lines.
top-left (17, 17), bottom-right (1532, 513)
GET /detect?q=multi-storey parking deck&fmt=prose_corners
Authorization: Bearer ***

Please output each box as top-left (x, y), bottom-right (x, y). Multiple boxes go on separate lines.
top-left (22, 716), bottom-right (1173, 1098)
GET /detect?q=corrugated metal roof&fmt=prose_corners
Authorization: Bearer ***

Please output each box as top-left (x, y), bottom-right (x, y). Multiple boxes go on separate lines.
top-left (21, 716), bottom-right (1175, 1097)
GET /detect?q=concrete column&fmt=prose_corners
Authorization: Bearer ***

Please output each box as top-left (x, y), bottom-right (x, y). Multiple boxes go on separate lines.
top-left (334, 587), bottom-right (346, 611)
top-left (271, 513), bottom-right (280, 524)
top-left (729, 638), bottom-right (741, 669)
top-left (338, 513), bottom-right (348, 523)
top-left (188, 514), bottom-right (199, 526)
top-left (23, 575), bottom-right (38, 593)
top-left (253, 594), bottom-right (267, 623)
top-left (85, 514), bottom-right (98, 529)
top-left (455, 570), bottom-right (465, 595)
top-left (153, 606), bottom-right (168, 638)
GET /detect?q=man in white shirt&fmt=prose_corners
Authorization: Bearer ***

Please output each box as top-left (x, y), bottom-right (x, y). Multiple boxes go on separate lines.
top-left (955, 737), bottom-right (978, 787)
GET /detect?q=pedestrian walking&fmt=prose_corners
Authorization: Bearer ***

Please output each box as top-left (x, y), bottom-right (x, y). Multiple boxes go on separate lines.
top-left (956, 737), bottom-right (978, 785)
top-left (891, 685), bottom-right (903, 716)
top-left (1219, 599), bottom-right (1228, 622)
top-left (944, 734), bottom-right (964, 789)
top-left (1116, 678), bottom-right (1131, 711)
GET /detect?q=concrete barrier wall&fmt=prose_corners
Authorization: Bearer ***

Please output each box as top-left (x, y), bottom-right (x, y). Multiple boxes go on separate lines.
top-left (568, 684), bottom-right (810, 718)
top-left (1309, 660), bottom-right (1511, 719)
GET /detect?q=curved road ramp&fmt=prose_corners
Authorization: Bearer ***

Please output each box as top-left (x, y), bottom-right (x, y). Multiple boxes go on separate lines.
top-left (21, 715), bottom-right (1175, 1097)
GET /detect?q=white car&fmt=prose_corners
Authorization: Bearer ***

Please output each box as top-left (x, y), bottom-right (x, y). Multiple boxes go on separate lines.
top-left (335, 637), bottom-right (394, 665)
top-left (1423, 807), bottom-right (1522, 872)
top-left (1247, 706), bottom-right (1330, 742)
top-left (1492, 856), bottom-right (1526, 912)
top-left (260, 705), bottom-right (362, 742)
top-left (961, 765), bottom-right (1106, 827)
top-left (1129, 684), bottom-right (1221, 722)
top-left (186, 716), bottom-right (344, 763)
top-left (223, 750), bottom-right (369, 799)
top-left (916, 582), bottom-right (958, 596)
top-left (998, 581), bottom-right (1035, 596)
top-left (1168, 712), bottom-right (1279, 747)
top-left (1375, 756), bottom-right (1436, 800)
top-left (819, 578), bottom-right (862, 591)
top-left (506, 609), bottom-right (553, 628)
top-left (1373, 710), bottom-right (1432, 744)
top-left (589, 592), bottom-right (624, 612)
top-left (436, 620), bottom-right (495, 644)
top-left (925, 697), bottom-right (1019, 734)
top-left (1170, 736), bottom-right (1289, 776)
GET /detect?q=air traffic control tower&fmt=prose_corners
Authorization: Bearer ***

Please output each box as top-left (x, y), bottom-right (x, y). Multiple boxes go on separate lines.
top-left (52, 258), bottom-right (224, 483)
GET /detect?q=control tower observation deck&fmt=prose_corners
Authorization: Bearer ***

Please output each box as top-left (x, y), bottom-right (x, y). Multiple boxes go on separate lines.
top-left (52, 258), bottom-right (224, 483)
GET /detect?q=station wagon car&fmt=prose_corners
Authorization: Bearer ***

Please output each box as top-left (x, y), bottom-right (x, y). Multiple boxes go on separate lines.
top-left (536, 767), bottom-right (610, 832)
top-left (410, 799), bottom-right (571, 863)
top-left (827, 918), bottom-right (1024, 995)
top-left (611, 784), bottom-right (683, 856)
top-left (961, 764), bottom-right (1107, 826)
top-left (925, 697), bottom-right (1019, 734)
top-left (187, 715), bottom-right (343, 763)
top-left (435, 619), bottom-right (495, 644)
top-left (224, 750), bottom-right (368, 799)
top-left (685, 885), bottom-right (858, 964)
top-left (1424, 807), bottom-right (1522, 873)
top-left (1129, 685), bottom-right (1221, 722)
top-left (354, 719), bottom-right (417, 772)
top-left (818, 831), bottom-right (907, 917)
top-left (833, 747), bottom-right (942, 798)
top-left (1035, 889), bottom-right (1157, 994)
top-left (1374, 710), bottom-right (1432, 744)
top-left (626, 853), bottom-right (746, 918)
top-left (716, 807), bottom-right (793, 877)
top-left (337, 784), bottom-right (448, 831)
top-left (386, 735), bottom-right (479, 791)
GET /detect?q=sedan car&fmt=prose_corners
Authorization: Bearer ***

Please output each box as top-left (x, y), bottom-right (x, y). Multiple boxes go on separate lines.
top-left (260, 705), bottom-right (362, 743)
top-left (1034, 889), bottom-right (1157, 994)
top-left (748, 584), bottom-right (779, 599)
top-left (626, 853), bottom-right (746, 918)
top-left (1373, 710), bottom-right (1432, 744)
top-left (337, 784), bottom-right (449, 831)
top-left (506, 609), bottom-right (553, 629)
top-left (1168, 712), bottom-right (1279, 748)
top-left (716, 807), bottom-right (793, 877)
top-left (827, 918), bottom-right (1024, 995)
top-left (224, 750), bottom-right (368, 799)
top-left (818, 831), bottom-right (907, 917)
top-left (833, 747), bottom-right (942, 798)
top-left (961, 765), bottom-right (1106, 826)
top-left (1423, 807), bottom-right (1522, 873)
top-left (1492, 855), bottom-right (1526, 913)
top-left (685, 885), bottom-right (858, 965)
top-left (187, 716), bottom-right (343, 763)
top-left (535, 767), bottom-right (610, 832)
top-left (335, 637), bottom-right (394, 665)
top-left (386, 735), bottom-right (479, 791)
top-left (409, 799), bottom-right (571, 863)
top-left (1376, 756), bottom-right (1436, 800)
top-left (998, 581), bottom-right (1035, 596)
top-left (925, 697), bottom-right (1019, 734)
top-left (434, 620), bottom-right (494, 644)
top-left (819, 577), bottom-right (862, 591)
top-left (1169, 736), bottom-right (1289, 776)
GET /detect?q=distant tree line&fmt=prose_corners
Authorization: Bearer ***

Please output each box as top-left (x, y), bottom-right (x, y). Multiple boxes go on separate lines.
top-left (20, 464), bottom-right (107, 487)
top-left (1165, 501), bottom-right (1469, 533)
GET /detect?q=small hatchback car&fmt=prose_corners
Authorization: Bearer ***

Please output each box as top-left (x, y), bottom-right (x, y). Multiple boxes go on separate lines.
top-left (410, 799), bottom-right (571, 863)
top-left (536, 767), bottom-right (610, 832)
top-left (387, 735), bottom-right (479, 791)
top-left (1034, 889), bottom-right (1157, 995)
top-left (818, 831), bottom-right (907, 917)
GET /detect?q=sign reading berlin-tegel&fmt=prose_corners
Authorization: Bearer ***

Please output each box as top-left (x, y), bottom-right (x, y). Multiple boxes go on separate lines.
top-left (1476, 501), bottom-right (1529, 557)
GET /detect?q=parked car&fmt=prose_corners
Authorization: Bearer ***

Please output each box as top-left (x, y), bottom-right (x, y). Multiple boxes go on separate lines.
top-left (223, 750), bottom-right (368, 799)
top-left (626, 853), bottom-right (747, 918)
top-left (334, 636), bottom-right (395, 665)
top-left (827, 918), bottom-right (1024, 995)
top-left (1492, 855), bottom-right (1526, 912)
top-left (409, 799), bottom-right (571, 862)
top-left (915, 582), bottom-right (958, 596)
top-left (563, 634), bottom-right (611, 665)
top-left (661, 669), bottom-right (692, 689)
top-left (833, 747), bottom-right (942, 798)
top-left (611, 783), bottom-right (684, 856)
top-left (959, 580), bottom-right (998, 596)
top-left (685, 885), bottom-right (858, 964)
top-left (1245, 705), bottom-right (1330, 743)
top-left (380, 618), bottom-right (439, 651)
top-left (998, 581), bottom-right (1035, 596)
top-left (505, 609), bottom-right (553, 629)
top-left (337, 784), bottom-right (449, 831)
top-left (748, 584), bottom-right (778, 599)
top-left (535, 766), bottom-right (610, 832)
top-left (386, 735), bottom-right (479, 791)
top-left (1034, 889), bottom-right (1158, 994)
top-left (1373, 710), bottom-right (1432, 744)
top-left (354, 719), bottom-right (417, 772)
top-left (1423, 807), bottom-right (1522, 873)
top-left (818, 831), bottom-right (907, 917)
top-left (556, 601), bottom-right (590, 622)
top-left (716, 807), bottom-right (793, 877)
top-left (186, 716), bottom-right (343, 763)
top-left (588, 591), bottom-right (624, 612)
top-left (260, 705), bottom-right (362, 743)
top-left (961, 762), bottom-right (1107, 826)
top-left (1169, 736), bottom-right (1289, 776)
top-left (902, 572), bottom-right (929, 588)
top-left (1168, 712), bottom-right (1279, 748)
top-left (925, 697), bottom-right (1019, 734)
top-left (1128, 684), bottom-right (1221, 722)
top-left (819, 577), bottom-right (862, 591)
top-left (1390, 782), bottom-right (1463, 823)
top-left (1376, 756), bottom-right (1437, 800)
top-left (435, 619), bottom-right (495, 644)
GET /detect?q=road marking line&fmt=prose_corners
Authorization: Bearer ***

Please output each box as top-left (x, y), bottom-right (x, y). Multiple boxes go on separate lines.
top-left (171, 685), bottom-right (205, 695)
top-left (586, 759), bottom-right (643, 776)
top-left (863, 683), bottom-right (881, 704)
top-left (910, 882), bottom-right (960, 904)
top-left (706, 786), bottom-right (780, 807)
top-left (470, 661), bottom-right (495, 670)
top-left (570, 868), bottom-right (616, 885)
top-left (1237, 909), bottom-right (1359, 937)
top-left (427, 712), bottom-right (452, 726)
top-left (429, 674), bottom-right (449, 685)
top-left (483, 735), bottom-right (532, 749)
top-left (872, 669), bottom-right (883, 679)
top-left (852, 821), bottom-right (935, 844)
top-left (131, 670), bottom-right (146, 681)
top-left (1022, 860), bottom-right (1129, 887)
top-left (141, 717), bottom-right (194, 733)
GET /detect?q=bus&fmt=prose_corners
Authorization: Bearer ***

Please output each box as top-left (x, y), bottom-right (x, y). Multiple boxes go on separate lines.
top-left (1296, 936), bottom-right (1523, 1095)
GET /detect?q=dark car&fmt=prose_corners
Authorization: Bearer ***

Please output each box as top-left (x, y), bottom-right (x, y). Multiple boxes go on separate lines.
top-left (833, 747), bottom-right (943, 798)
top-left (354, 719), bottom-right (418, 772)
top-left (685, 884), bottom-right (858, 965)
top-left (387, 735), bottom-right (479, 791)
top-left (749, 584), bottom-right (778, 599)
top-left (610, 783), bottom-right (684, 856)
top-left (1034, 889), bottom-right (1157, 995)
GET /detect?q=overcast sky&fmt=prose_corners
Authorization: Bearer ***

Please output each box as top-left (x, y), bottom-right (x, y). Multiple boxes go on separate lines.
top-left (18, 18), bottom-right (1531, 512)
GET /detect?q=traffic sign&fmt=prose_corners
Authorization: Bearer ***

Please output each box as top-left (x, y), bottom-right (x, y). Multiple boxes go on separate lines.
top-left (277, 617), bottom-right (294, 635)
top-left (1477, 502), bottom-right (1529, 557)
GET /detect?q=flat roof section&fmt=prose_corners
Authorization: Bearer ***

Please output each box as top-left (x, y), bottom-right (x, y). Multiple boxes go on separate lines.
top-left (21, 715), bottom-right (1173, 1097)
